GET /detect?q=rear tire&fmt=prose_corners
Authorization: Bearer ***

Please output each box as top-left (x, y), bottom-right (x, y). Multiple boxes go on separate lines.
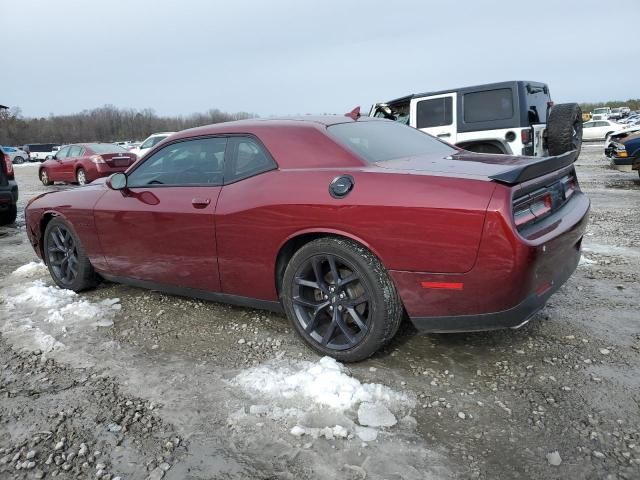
top-left (40, 169), bottom-right (52, 186)
top-left (76, 168), bottom-right (87, 185)
top-left (547, 103), bottom-right (583, 157)
top-left (281, 237), bottom-right (403, 362)
top-left (0, 205), bottom-right (17, 226)
top-left (44, 217), bottom-right (98, 292)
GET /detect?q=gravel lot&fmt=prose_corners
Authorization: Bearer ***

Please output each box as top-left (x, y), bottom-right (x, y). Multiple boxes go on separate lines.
top-left (1, 145), bottom-right (639, 480)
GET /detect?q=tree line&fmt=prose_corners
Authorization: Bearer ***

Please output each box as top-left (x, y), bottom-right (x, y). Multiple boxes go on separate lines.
top-left (579, 99), bottom-right (640, 114)
top-left (0, 105), bottom-right (254, 146)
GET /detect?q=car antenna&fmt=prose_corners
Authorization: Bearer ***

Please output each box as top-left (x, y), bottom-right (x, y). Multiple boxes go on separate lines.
top-left (345, 106), bottom-right (361, 120)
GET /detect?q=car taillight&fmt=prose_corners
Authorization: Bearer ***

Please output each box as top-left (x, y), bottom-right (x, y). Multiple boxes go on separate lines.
top-left (562, 175), bottom-right (577, 200)
top-left (521, 128), bottom-right (532, 145)
top-left (3, 153), bottom-right (14, 179)
top-left (91, 155), bottom-right (105, 164)
top-left (513, 189), bottom-right (552, 229)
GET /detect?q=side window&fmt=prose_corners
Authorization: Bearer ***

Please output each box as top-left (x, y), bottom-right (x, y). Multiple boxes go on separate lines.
top-left (463, 88), bottom-right (514, 123)
top-left (225, 137), bottom-right (277, 183)
top-left (127, 137), bottom-right (227, 187)
top-left (68, 146), bottom-right (82, 158)
top-left (56, 146), bottom-right (70, 159)
top-left (416, 97), bottom-right (453, 129)
top-left (582, 123), bottom-right (593, 129)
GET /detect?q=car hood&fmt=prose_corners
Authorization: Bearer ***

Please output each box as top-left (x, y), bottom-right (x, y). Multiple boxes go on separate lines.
top-left (373, 152), bottom-right (540, 181)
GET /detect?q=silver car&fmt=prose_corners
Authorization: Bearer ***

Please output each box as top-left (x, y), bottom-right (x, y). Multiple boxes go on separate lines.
top-left (2, 146), bottom-right (29, 164)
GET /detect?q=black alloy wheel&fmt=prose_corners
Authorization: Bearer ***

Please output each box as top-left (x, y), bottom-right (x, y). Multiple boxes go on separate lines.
top-left (282, 237), bottom-right (403, 362)
top-left (44, 217), bottom-right (98, 291)
top-left (47, 224), bottom-right (79, 286)
top-left (291, 253), bottom-right (370, 350)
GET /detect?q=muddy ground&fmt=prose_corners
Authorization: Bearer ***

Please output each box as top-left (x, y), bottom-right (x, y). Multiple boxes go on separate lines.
top-left (0, 144), bottom-right (639, 480)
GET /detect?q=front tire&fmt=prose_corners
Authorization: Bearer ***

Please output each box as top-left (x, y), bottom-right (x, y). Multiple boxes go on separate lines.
top-left (13, 156), bottom-right (24, 164)
top-left (0, 205), bottom-right (17, 225)
top-left (44, 217), bottom-right (98, 291)
top-left (281, 237), bottom-right (403, 362)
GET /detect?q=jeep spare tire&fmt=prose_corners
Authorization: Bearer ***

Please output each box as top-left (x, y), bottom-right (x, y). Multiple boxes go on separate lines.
top-left (547, 103), bottom-right (583, 157)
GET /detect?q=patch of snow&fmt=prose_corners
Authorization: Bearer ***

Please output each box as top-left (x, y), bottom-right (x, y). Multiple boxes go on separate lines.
top-left (357, 402), bottom-right (397, 427)
top-left (546, 450), bottom-right (562, 466)
top-left (578, 256), bottom-right (596, 266)
top-left (355, 425), bottom-right (378, 442)
top-left (12, 261), bottom-right (47, 277)
top-left (0, 278), bottom-right (121, 353)
top-left (234, 356), bottom-right (411, 411)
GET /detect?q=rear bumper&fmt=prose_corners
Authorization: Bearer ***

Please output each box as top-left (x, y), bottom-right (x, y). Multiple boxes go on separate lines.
top-left (410, 248), bottom-right (580, 333)
top-left (391, 190), bottom-right (589, 333)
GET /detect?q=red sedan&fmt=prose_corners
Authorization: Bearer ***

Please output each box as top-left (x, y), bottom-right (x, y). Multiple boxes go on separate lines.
top-left (25, 116), bottom-right (589, 361)
top-left (39, 143), bottom-right (137, 186)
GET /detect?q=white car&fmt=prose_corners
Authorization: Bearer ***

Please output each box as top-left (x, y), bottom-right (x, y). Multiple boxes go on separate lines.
top-left (129, 132), bottom-right (175, 159)
top-left (582, 120), bottom-right (625, 141)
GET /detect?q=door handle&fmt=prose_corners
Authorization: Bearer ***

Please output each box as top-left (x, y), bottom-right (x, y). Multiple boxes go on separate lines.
top-left (437, 133), bottom-right (451, 138)
top-left (191, 198), bottom-right (211, 208)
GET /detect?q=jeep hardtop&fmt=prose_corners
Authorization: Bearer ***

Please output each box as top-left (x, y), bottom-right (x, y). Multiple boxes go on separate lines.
top-left (370, 80), bottom-right (582, 158)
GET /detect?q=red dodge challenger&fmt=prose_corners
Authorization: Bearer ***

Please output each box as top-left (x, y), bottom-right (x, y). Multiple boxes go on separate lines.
top-left (25, 116), bottom-right (590, 362)
top-left (39, 143), bottom-right (137, 186)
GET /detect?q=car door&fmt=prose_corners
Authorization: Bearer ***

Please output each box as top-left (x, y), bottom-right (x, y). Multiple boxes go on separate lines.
top-left (215, 136), bottom-right (279, 300)
top-left (49, 146), bottom-right (70, 181)
top-left (64, 145), bottom-right (83, 182)
top-left (93, 136), bottom-right (227, 291)
top-left (409, 94), bottom-right (457, 143)
top-left (582, 122), bottom-right (595, 140)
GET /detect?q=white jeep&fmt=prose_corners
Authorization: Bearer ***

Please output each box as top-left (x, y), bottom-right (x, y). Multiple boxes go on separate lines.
top-left (370, 80), bottom-right (582, 158)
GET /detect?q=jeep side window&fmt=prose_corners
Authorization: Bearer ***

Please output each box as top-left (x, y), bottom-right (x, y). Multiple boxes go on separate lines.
top-left (416, 97), bottom-right (453, 129)
top-left (463, 88), bottom-right (514, 123)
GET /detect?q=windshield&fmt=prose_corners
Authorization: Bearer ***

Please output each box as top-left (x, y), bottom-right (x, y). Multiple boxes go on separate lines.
top-left (593, 108), bottom-right (608, 114)
top-left (87, 143), bottom-right (129, 154)
top-left (328, 120), bottom-right (455, 164)
top-left (372, 102), bottom-right (410, 125)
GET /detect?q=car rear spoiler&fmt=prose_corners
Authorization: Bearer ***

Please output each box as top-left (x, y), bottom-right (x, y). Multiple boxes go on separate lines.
top-left (489, 150), bottom-right (578, 185)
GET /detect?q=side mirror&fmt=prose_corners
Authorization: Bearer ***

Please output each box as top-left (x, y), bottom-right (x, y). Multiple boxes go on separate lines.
top-left (107, 172), bottom-right (128, 190)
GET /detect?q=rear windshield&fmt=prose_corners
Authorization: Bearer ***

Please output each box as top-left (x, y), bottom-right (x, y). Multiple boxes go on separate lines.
top-left (87, 143), bottom-right (129, 154)
top-left (328, 121), bottom-right (455, 164)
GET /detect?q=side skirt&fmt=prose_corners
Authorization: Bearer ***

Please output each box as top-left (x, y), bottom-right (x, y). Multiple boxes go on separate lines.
top-left (99, 272), bottom-right (284, 314)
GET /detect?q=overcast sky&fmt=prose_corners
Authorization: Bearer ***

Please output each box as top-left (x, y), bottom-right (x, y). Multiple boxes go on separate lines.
top-left (2, 0), bottom-right (639, 118)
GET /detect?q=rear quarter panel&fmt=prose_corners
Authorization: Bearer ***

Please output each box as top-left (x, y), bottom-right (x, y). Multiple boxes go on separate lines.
top-left (216, 169), bottom-right (495, 300)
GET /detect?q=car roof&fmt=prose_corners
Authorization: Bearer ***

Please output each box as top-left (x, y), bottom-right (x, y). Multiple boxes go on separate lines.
top-left (173, 115), bottom-right (379, 138)
top-left (381, 80), bottom-right (548, 105)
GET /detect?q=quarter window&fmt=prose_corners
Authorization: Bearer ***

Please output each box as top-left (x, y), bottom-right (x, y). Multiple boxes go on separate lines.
top-left (225, 137), bottom-right (276, 183)
top-left (416, 97), bottom-right (453, 128)
top-left (127, 137), bottom-right (227, 187)
top-left (463, 88), bottom-right (514, 123)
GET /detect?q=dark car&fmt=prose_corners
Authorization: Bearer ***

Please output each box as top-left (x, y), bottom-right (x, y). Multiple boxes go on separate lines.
top-left (0, 146), bottom-right (19, 225)
top-left (605, 131), bottom-right (640, 178)
top-left (25, 116), bottom-right (589, 362)
top-left (39, 143), bottom-right (138, 186)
